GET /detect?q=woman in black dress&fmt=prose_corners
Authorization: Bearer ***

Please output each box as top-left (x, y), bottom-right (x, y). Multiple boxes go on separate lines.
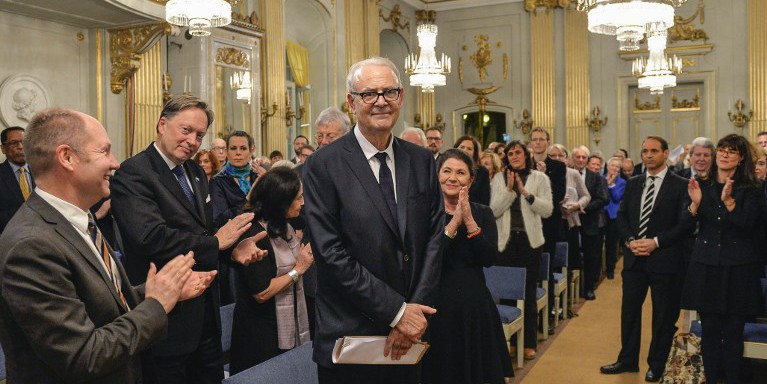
top-left (229, 167), bottom-right (314, 374)
top-left (454, 135), bottom-right (491, 205)
top-left (683, 134), bottom-right (764, 384)
top-left (423, 149), bottom-right (513, 384)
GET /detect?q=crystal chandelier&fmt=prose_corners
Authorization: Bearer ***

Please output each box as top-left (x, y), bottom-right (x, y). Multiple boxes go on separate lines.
top-left (166, 0), bottom-right (232, 37)
top-left (632, 29), bottom-right (682, 95)
top-left (404, 22), bottom-right (451, 93)
top-left (577, 0), bottom-right (688, 51)
top-left (230, 70), bottom-right (251, 103)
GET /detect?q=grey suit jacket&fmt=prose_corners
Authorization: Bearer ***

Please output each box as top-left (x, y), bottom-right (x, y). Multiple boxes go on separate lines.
top-left (0, 194), bottom-right (167, 383)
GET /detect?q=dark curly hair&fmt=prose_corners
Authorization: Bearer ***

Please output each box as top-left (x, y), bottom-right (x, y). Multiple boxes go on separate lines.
top-left (502, 140), bottom-right (534, 172)
top-left (246, 167), bottom-right (301, 241)
top-left (709, 134), bottom-right (759, 188)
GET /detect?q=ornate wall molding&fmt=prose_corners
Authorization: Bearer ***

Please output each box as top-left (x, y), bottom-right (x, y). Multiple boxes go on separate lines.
top-left (524, 0), bottom-right (572, 12)
top-left (470, 35), bottom-right (493, 83)
top-left (669, 0), bottom-right (707, 43)
top-left (215, 47), bottom-right (250, 68)
top-left (108, 22), bottom-right (172, 94)
top-left (379, 4), bottom-right (409, 33)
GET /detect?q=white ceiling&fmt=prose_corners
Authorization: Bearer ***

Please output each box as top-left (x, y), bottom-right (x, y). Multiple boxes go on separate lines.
top-left (401, 0), bottom-right (522, 12)
top-left (0, 0), bottom-right (154, 28)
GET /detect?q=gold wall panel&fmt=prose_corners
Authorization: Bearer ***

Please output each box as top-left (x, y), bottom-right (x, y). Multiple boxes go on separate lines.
top-left (261, 0), bottom-right (287, 154)
top-left (749, 0), bottom-right (767, 139)
top-left (128, 42), bottom-right (163, 156)
top-left (345, 0), bottom-right (380, 73)
top-left (531, 10), bottom-right (556, 139)
top-left (565, 8), bottom-right (589, 149)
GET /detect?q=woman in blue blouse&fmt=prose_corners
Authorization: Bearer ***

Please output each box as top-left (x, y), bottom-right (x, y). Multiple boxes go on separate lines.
top-left (603, 156), bottom-right (626, 280)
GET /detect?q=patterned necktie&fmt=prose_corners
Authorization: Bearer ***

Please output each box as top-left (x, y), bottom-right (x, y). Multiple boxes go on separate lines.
top-left (374, 152), bottom-right (398, 224)
top-left (172, 165), bottom-right (196, 207)
top-left (638, 176), bottom-right (657, 239)
top-left (87, 214), bottom-right (129, 310)
top-left (18, 167), bottom-right (30, 201)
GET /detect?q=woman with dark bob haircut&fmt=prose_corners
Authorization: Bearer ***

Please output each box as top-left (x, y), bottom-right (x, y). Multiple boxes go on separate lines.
top-left (454, 135), bottom-right (491, 205)
top-left (423, 149), bottom-right (513, 384)
top-left (489, 140), bottom-right (552, 360)
top-left (229, 167), bottom-right (314, 374)
top-left (682, 134), bottom-right (764, 383)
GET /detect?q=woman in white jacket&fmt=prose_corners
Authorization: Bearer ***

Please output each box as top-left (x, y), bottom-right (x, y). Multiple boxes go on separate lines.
top-left (490, 140), bottom-right (553, 360)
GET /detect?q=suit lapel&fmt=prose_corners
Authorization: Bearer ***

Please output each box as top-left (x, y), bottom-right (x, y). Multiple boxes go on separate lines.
top-left (393, 139), bottom-right (409, 242)
top-left (185, 162), bottom-right (206, 219)
top-left (342, 134), bottom-right (399, 237)
top-left (0, 161), bottom-right (24, 203)
top-left (28, 195), bottom-right (127, 311)
top-left (631, 175), bottom-right (646, 232)
top-left (146, 145), bottom-right (205, 225)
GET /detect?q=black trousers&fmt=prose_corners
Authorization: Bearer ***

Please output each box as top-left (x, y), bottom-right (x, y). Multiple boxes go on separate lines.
top-left (499, 231), bottom-right (541, 349)
top-left (699, 312), bottom-right (747, 384)
top-left (318, 363), bottom-right (418, 384)
top-left (148, 299), bottom-right (224, 384)
top-left (604, 218), bottom-right (619, 275)
top-left (617, 264), bottom-right (682, 372)
top-left (580, 230), bottom-right (604, 294)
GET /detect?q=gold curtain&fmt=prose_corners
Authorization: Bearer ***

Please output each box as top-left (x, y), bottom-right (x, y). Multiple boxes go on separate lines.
top-left (286, 40), bottom-right (310, 125)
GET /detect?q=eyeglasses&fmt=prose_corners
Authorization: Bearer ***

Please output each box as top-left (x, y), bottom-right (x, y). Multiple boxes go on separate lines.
top-left (350, 88), bottom-right (401, 104)
top-left (2, 140), bottom-right (22, 148)
top-left (212, 146), bottom-right (226, 151)
top-left (715, 147), bottom-right (740, 157)
top-left (426, 137), bottom-right (442, 142)
top-left (316, 133), bottom-right (337, 142)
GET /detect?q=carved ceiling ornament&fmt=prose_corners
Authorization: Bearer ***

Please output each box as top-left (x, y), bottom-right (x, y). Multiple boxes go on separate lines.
top-left (524, 0), bottom-right (572, 12)
top-left (216, 47), bottom-right (250, 68)
top-left (379, 4), bottom-right (410, 33)
top-left (108, 22), bottom-right (172, 94)
top-left (669, 0), bottom-right (707, 43)
top-left (470, 34), bottom-right (493, 83)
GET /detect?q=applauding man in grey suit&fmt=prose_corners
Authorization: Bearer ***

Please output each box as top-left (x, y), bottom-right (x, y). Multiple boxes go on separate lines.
top-left (0, 108), bottom-right (214, 383)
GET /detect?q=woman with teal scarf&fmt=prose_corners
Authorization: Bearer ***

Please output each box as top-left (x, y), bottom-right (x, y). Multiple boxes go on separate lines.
top-left (211, 130), bottom-right (260, 304)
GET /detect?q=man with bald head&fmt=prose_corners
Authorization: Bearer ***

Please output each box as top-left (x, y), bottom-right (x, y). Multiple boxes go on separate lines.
top-left (0, 108), bottom-right (214, 383)
top-left (400, 127), bottom-right (427, 147)
top-left (303, 57), bottom-right (443, 383)
top-left (211, 137), bottom-right (227, 164)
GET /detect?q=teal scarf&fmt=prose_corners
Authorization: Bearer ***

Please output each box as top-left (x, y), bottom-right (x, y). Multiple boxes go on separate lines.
top-left (223, 162), bottom-right (253, 196)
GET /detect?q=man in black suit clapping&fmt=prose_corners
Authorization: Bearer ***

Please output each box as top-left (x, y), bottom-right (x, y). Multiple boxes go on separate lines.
top-left (601, 136), bottom-right (692, 382)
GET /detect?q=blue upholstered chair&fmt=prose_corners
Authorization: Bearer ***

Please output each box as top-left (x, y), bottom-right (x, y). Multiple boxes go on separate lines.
top-left (536, 252), bottom-right (550, 341)
top-left (222, 342), bottom-right (317, 384)
top-left (484, 266), bottom-right (526, 369)
top-left (0, 342), bottom-right (5, 382)
top-left (551, 242), bottom-right (569, 327)
top-left (220, 303), bottom-right (235, 376)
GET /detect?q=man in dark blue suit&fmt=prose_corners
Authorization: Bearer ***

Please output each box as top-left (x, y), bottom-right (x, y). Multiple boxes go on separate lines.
top-left (303, 57), bottom-right (444, 384)
top-left (675, 137), bottom-right (714, 180)
top-left (111, 95), bottom-right (259, 383)
top-left (0, 127), bottom-right (34, 233)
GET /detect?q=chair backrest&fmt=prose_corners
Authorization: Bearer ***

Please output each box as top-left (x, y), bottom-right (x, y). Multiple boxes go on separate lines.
top-left (0, 342), bottom-right (5, 380)
top-left (538, 252), bottom-right (550, 282)
top-left (484, 266), bottom-right (526, 301)
top-left (223, 342), bottom-right (317, 384)
top-left (552, 241), bottom-right (569, 269)
top-left (220, 303), bottom-right (235, 353)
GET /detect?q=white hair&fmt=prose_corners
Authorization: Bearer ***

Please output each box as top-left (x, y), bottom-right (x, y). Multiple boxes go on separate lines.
top-left (271, 159), bottom-right (296, 170)
top-left (314, 107), bottom-right (351, 132)
top-left (346, 57), bottom-right (402, 92)
top-left (400, 127), bottom-right (427, 146)
top-left (572, 145), bottom-right (590, 157)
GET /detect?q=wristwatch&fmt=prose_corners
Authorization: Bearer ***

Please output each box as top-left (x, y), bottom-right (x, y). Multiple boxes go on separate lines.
top-left (288, 269), bottom-right (300, 283)
top-left (625, 236), bottom-right (635, 248)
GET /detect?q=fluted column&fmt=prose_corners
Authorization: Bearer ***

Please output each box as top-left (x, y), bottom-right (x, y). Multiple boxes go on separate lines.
top-left (261, 0), bottom-right (287, 154)
top-left (531, 10), bottom-right (556, 140)
top-left (749, 0), bottom-right (767, 139)
top-left (345, 0), bottom-right (380, 70)
top-left (565, 7), bottom-right (590, 148)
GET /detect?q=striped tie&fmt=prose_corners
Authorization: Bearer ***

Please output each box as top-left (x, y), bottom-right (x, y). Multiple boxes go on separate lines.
top-left (87, 215), bottom-right (129, 310)
top-left (637, 176), bottom-right (656, 239)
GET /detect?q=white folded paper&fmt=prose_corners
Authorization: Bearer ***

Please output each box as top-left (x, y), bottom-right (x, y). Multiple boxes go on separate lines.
top-left (331, 336), bottom-right (429, 365)
top-left (668, 144), bottom-right (684, 164)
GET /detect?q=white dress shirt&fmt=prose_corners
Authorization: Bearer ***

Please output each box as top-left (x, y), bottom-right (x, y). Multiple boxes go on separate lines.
top-left (9, 161), bottom-right (32, 186)
top-left (154, 142), bottom-right (194, 191)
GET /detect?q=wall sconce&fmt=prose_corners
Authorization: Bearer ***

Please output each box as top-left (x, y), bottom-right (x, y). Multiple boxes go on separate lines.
top-left (586, 106), bottom-right (608, 145)
top-left (728, 99), bottom-right (753, 133)
top-left (162, 72), bottom-right (172, 104)
top-left (285, 91), bottom-right (306, 126)
top-left (513, 109), bottom-right (534, 136)
top-left (260, 94), bottom-right (277, 125)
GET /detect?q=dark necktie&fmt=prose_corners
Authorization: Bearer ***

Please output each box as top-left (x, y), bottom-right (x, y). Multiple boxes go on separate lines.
top-left (172, 165), bottom-right (196, 207)
top-left (638, 176), bottom-right (657, 239)
top-left (374, 152), bottom-right (398, 224)
top-left (88, 214), bottom-right (129, 309)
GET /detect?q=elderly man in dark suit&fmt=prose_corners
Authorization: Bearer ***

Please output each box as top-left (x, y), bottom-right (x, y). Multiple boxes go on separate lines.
top-left (0, 126), bottom-right (35, 233)
top-left (303, 57), bottom-right (444, 384)
top-left (601, 136), bottom-right (692, 382)
top-left (110, 95), bottom-right (260, 383)
top-left (0, 108), bottom-right (214, 383)
top-left (571, 146), bottom-right (609, 300)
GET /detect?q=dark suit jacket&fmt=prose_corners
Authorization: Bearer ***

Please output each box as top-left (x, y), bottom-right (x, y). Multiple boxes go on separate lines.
top-left (688, 179), bottom-right (764, 266)
top-left (302, 132), bottom-right (444, 367)
top-left (676, 167), bottom-right (692, 179)
top-left (537, 158), bottom-right (566, 243)
top-left (111, 143), bottom-right (220, 356)
top-left (469, 165), bottom-right (490, 206)
top-left (209, 171), bottom-right (258, 229)
top-left (617, 170), bottom-right (692, 273)
top-left (633, 162), bottom-right (646, 177)
top-left (0, 194), bottom-right (166, 383)
top-left (580, 169), bottom-right (609, 236)
top-left (0, 161), bottom-right (34, 233)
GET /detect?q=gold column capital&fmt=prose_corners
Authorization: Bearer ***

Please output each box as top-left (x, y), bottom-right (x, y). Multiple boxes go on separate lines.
top-left (108, 22), bottom-right (171, 94)
top-left (524, 0), bottom-right (572, 13)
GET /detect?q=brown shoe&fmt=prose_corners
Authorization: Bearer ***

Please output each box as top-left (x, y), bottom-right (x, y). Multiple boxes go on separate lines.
top-left (524, 348), bottom-right (536, 360)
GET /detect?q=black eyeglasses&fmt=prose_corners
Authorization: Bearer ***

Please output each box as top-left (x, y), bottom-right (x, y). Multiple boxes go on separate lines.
top-left (2, 140), bottom-right (22, 148)
top-left (350, 88), bottom-right (401, 104)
